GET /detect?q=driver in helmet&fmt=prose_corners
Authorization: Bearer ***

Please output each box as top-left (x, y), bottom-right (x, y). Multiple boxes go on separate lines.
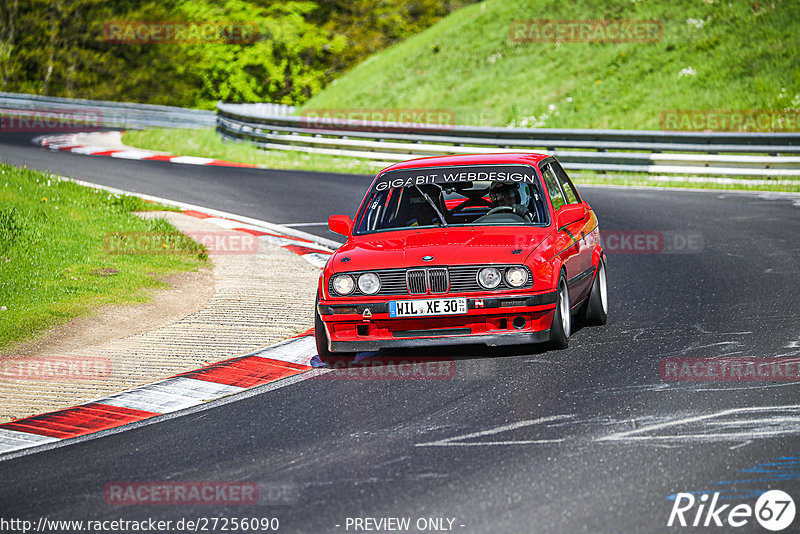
top-left (489, 182), bottom-right (518, 208)
top-left (488, 182), bottom-right (534, 221)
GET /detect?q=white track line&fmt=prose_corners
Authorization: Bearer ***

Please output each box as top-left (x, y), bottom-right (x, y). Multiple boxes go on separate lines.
top-left (62, 175), bottom-right (343, 250)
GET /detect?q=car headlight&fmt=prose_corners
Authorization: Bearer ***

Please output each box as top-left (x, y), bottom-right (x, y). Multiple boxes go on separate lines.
top-left (358, 272), bottom-right (381, 295)
top-left (477, 267), bottom-right (502, 289)
top-left (332, 274), bottom-right (355, 295)
top-left (505, 267), bottom-right (528, 288)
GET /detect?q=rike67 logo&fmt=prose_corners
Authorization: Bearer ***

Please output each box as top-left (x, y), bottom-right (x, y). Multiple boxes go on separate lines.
top-left (668, 491), bottom-right (796, 531)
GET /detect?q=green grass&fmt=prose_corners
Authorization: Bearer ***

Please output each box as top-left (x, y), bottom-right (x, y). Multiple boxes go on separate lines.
top-left (0, 163), bottom-right (208, 351)
top-left (569, 172), bottom-right (800, 193)
top-left (123, 128), bottom-right (384, 175)
top-left (123, 127), bottom-right (800, 191)
top-left (301, 0), bottom-right (800, 130)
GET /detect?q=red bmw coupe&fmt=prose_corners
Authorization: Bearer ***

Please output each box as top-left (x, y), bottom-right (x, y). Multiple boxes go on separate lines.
top-left (315, 153), bottom-right (607, 363)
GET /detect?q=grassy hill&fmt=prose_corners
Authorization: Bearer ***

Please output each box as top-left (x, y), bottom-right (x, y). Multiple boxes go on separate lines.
top-left (300, 0), bottom-right (800, 129)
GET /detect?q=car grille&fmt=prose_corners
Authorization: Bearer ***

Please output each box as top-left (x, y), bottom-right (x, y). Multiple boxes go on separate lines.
top-left (428, 268), bottom-right (449, 294)
top-left (330, 265), bottom-right (533, 296)
top-left (407, 269), bottom-right (427, 294)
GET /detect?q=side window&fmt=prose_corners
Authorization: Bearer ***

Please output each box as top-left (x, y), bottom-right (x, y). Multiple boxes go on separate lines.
top-left (551, 160), bottom-right (580, 204)
top-left (540, 163), bottom-right (565, 210)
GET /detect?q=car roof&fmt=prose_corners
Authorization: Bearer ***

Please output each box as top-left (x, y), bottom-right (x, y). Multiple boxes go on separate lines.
top-left (377, 153), bottom-right (551, 174)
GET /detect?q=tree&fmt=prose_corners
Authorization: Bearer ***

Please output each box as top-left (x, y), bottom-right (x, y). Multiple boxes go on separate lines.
top-left (0, 0), bottom-right (475, 107)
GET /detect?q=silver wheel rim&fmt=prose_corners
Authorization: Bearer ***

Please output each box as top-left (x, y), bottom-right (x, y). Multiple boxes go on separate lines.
top-left (559, 280), bottom-right (570, 338)
top-left (598, 261), bottom-right (608, 314)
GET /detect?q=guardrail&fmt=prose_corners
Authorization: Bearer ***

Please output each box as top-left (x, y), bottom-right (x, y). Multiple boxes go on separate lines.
top-left (216, 102), bottom-right (800, 176)
top-left (0, 92), bottom-right (219, 129)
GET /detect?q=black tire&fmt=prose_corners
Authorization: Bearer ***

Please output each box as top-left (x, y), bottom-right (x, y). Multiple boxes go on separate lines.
top-left (583, 258), bottom-right (608, 326)
top-left (315, 296), bottom-right (356, 367)
top-left (549, 274), bottom-right (571, 349)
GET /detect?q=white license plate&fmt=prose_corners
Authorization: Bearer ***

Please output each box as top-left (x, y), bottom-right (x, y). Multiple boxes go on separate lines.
top-left (389, 298), bottom-right (467, 317)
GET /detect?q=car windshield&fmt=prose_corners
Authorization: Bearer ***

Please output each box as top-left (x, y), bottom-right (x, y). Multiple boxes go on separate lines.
top-left (353, 164), bottom-right (550, 235)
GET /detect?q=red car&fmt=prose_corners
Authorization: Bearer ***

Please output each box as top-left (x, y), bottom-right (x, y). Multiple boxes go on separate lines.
top-left (315, 153), bottom-right (607, 364)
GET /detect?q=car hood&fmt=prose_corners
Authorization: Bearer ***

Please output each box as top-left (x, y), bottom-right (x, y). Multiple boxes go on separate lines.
top-left (329, 227), bottom-right (551, 272)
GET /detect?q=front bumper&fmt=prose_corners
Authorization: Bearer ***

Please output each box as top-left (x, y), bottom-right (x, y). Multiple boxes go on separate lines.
top-left (330, 330), bottom-right (551, 352)
top-left (319, 292), bottom-right (557, 353)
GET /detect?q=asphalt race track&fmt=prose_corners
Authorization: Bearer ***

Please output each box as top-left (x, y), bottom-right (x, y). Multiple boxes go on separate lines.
top-left (1, 133), bottom-right (800, 533)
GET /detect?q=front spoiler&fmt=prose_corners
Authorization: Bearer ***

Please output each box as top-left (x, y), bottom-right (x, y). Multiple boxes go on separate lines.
top-left (318, 291), bottom-right (558, 316)
top-left (330, 329), bottom-right (550, 353)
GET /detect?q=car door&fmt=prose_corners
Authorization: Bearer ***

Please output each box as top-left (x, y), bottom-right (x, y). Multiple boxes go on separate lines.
top-left (550, 159), bottom-right (595, 302)
top-left (540, 159), bottom-right (592, 305)
top-left (540, 160), bottom-right (582, 304)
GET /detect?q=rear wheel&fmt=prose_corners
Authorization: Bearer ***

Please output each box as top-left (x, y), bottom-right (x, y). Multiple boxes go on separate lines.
top-left (315, 296), bottom-right (356, 367)
top-left (582, 258), bottom-right (608, 326)
top-left (549, 274), bottom-right (571, 349)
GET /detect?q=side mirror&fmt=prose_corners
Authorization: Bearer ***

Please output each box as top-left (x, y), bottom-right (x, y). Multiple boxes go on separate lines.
top-left (328, 215), bottom-right (353, 237)
top-left (556, 205), bottom-right (584, 229)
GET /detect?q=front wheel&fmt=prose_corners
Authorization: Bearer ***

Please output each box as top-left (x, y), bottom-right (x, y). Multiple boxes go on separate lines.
top-left (549, 274), bottom-right (571, 349)
top-left (315, 296), bottom-right (356, 366)
top-left (582, 258), bottom-right (608, 326)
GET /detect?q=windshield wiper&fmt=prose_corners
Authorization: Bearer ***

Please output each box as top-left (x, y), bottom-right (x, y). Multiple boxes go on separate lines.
top-left (414, 185), bottom-right (448, 227)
